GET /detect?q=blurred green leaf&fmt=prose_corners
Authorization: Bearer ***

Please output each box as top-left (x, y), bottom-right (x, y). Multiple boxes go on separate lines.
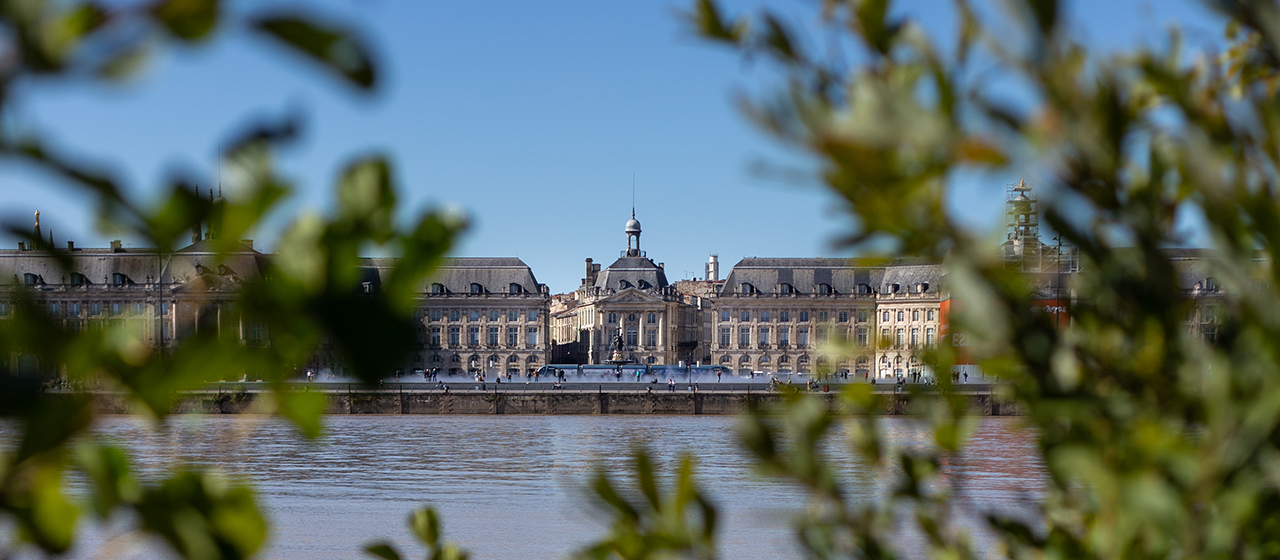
top-left (149, 0), bottom-right (220, 42)
top-left (252, 14), bottom-right (377, 90)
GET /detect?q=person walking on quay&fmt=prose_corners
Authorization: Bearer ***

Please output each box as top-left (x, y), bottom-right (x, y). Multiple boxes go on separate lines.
top-left (716, 370), bottom-right (721, 383)
top-left (963, 372), bottom-right (969, 384)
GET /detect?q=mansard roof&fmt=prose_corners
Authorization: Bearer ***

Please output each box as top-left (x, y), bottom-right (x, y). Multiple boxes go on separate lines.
top-left (361, 256), bottom-right (543, 295)
top-left (719, 257), bottom-right (941, 296)
top-left (0, 241), bottom-right (265, 288)
top-left (594, 256), bottom-right (669, 292)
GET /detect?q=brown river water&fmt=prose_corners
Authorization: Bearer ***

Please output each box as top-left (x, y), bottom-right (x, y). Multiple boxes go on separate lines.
top-left (2, 415), bottom-right (1045, 559)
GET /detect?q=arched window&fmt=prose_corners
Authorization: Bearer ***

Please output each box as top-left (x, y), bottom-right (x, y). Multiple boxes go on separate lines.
top-left (739, 355), bottom-right (750, 363)
top-left (509, 283), bottom-right (524, 294)
top-left (638, 280), bottom-right (651, 289)
top-left (760, 355), bottom-right (771, 364)
top-left (508, 355), bottom-right (519, 363)
top-left (470, 283), bottom-right (484, 294)
top-left (432, 354), bottom-right (441, 363)
top-left (720, 355), bottom-right (731, 363)
top-left (431, 283), bottom-right (445, 294)
top-left (741, 283), bottom-right (754, 294)
top-left (526, 355), bottom-right (538, 363)
top-left (798, 355), bottom-right (809, 363)
top-left (779, 355), bottom-right (790, 363)
top-left (450, 354), bottom-right (461, 363)
top-left (778, 283), bottom-right (794, 294)
top-left (647, 356), bottom-right (657, 364)
top-left (858, 283), bottom-right (872, 294)
top-left (817, 356), bottom-right (828, 365)
top-left (620, 280), bottom-right (633, 289)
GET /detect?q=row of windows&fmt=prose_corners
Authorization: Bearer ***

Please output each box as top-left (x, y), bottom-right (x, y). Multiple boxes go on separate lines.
top-left (606, 312), bottom-right (660, 324)
top-left (720, 308), bottom-right (938, 324)
top-left (427, 326), bottom-right (540, 347)
top-left (425, 353), bottom-right (541, 364)
top-left (424, 309), bottom-right (540, 322)
top-left (882, 309), bottom-right (936, 323)
top-left (879, 327), bottom-right (937, 348)
top-left (736, 282), bottom-right (929, 295)
top-left (36, 301), bottom-right (160, 317)
top-left (719, 309), bottom-right (869, 323)
top-left (21, 273), bottom-right (137, 286)
top-left (430, 282), bottom-right (528, 295)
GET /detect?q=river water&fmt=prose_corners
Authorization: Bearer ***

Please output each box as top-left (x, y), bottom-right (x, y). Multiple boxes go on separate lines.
top-left (4, 415), bottom-right (1045, 559)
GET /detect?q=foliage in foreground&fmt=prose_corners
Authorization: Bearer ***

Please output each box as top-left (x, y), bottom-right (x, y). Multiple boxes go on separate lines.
top-left (673, 0), bottom-right (1280, 558)
top-left (0, 0), bottom-right (460, 556)
top-left (8, 0), bottom-right (1280, 559)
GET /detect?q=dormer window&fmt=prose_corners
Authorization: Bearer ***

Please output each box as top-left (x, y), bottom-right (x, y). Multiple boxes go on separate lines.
top-left (70, 273), bottom-right (89, 286)
top-left (817, 283), bottom-right (833, 294)
top-left (23, 273), bottom-right (42, 286)
top-left (470, 283), bottom-right (484, 294)
top-left (638, 280), bottom-right (651, 289)
top-left (891, 283), bottom-right (901, 293)
top-left (916, 283), bottom-right (929, 293)
top-left (620, 280), bottom-right (633, 289)
top-left (112, 273), bottom-right (132, 286)
top-left (1204, 277), bottom-right (1217, 291)
top-left (509, 283), bottom-right (524, 294)
top-left (778, 283), bottom-right (794, 294)
top-left (858, 283), bottom-right (872, 294)
top-left (431, 283), bottom-right (446, 294)
top-left (741, 283), bottom-right (754, 294)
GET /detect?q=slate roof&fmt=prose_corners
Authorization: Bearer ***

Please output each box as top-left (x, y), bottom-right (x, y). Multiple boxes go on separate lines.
top-left (1, 241), bottom-right (265, 289)
top-left (719, 257), bottom-right (942, 296)
top-left (593, 256), bottom-right (669, 292)
top-left (361, 257), bottom-right (542, 295)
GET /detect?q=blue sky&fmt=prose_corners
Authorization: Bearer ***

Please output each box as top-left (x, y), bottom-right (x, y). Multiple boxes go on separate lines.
top-left (0, 0), bottom-right (1222, 292)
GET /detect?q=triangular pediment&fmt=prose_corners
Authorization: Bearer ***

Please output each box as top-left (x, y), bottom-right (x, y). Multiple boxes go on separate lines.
top-left (601, 288), bottom-right (663, 304)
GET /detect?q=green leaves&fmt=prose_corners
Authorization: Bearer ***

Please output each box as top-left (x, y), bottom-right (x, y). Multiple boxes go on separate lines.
top-left (252, 14), bottom-right (378, 90)
top-left (135, 470), bottom-right (266, 560)
top-left (366, 506), bottom-right (469, 560)
top-left (150, 0), bottom-right (220, 42)
top-left (576, 450), bottom-right (717, 560)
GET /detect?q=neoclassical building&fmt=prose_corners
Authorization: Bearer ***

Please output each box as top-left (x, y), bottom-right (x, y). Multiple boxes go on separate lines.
top-left (404, 257), bottom-right (550, 377)
top-left (706, 258), bottom-right (942, 378)
top-left (549, 214), bottom-right (706, 366)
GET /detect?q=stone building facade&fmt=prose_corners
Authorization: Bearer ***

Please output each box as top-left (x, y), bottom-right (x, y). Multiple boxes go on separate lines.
top-left (549, 214), bottom-right (706, 366)
top-left (399, 257), bottom-right (550, 377)
top-left (707, 258), bottom-right (942, 378)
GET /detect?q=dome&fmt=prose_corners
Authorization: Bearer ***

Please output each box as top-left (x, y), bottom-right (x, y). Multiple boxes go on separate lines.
top-left (625, 217), bottom-right (641, 234)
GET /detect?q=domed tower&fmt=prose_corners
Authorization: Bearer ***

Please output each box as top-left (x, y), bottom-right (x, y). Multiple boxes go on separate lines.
top-left (625, 211), bottom-right (642, 257)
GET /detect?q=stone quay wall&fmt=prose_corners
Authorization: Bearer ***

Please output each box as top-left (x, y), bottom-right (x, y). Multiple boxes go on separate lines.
top-left (83, 390), bottom-right (1024, 416)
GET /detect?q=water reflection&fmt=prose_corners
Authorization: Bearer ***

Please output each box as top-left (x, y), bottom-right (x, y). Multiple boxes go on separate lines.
top-left (1, 415), bottom-right (1045, 560)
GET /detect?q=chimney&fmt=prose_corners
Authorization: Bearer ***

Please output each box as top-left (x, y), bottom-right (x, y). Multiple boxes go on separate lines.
top-left (110, 240), bottom-right (123, 252)
top-left (67, 241), bottom-right (74, 250)
top-left (658, 262), bottom-right (664, 269)
top-left (18, 241), bottom-right (25, 251)
top-left (706, 254), bottom-right (719, 282)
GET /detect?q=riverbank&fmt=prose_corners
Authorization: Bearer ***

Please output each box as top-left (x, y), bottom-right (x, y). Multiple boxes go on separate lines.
top-left (76, 385), bottom-right (1023, 416)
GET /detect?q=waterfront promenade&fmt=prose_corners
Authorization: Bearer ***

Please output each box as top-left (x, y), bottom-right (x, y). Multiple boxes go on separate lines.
top-left (73, 380), bottom-right (1019, 416)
